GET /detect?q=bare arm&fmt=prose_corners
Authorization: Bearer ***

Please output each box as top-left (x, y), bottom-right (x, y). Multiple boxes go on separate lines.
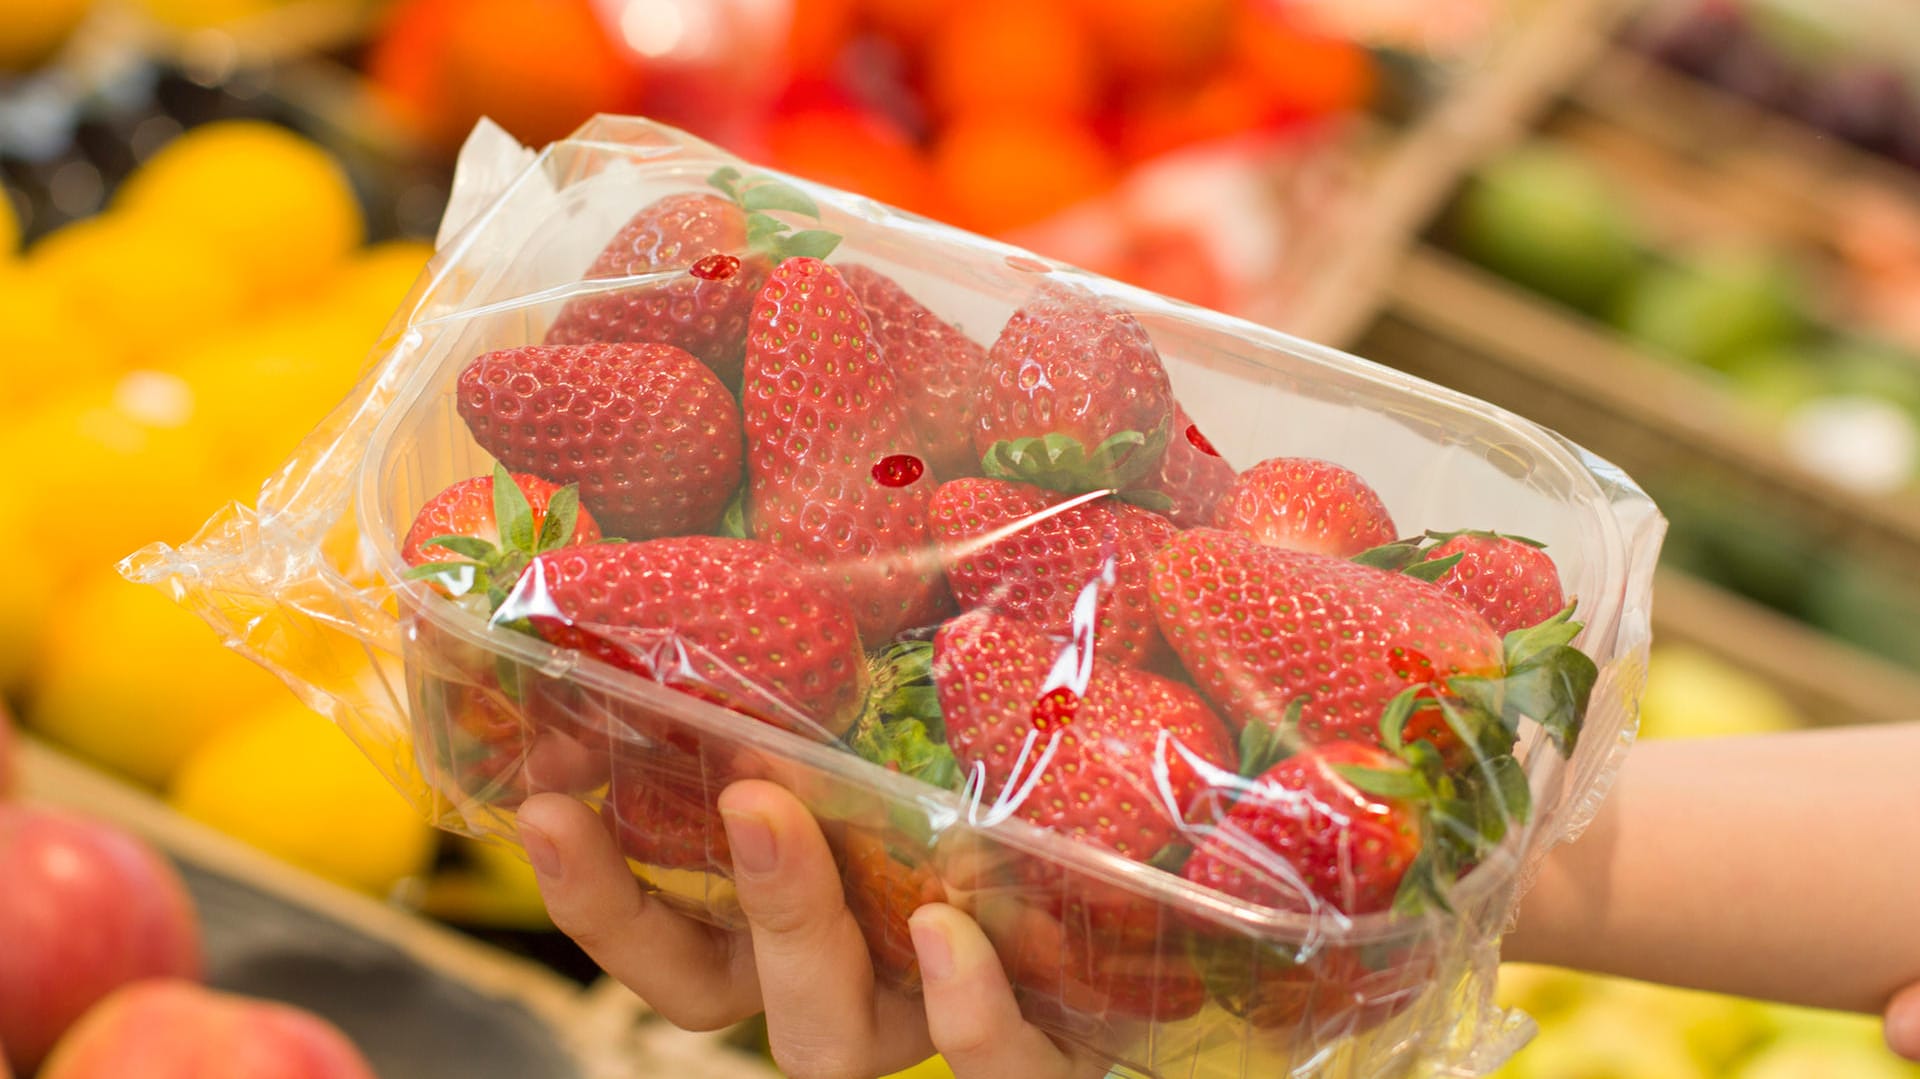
top-left (1505, 723), bottom-right (1920, 1019)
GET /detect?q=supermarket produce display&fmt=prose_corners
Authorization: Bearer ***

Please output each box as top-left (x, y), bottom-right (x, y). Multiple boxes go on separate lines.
top-left (4, 0), bottom-right (1920, 1076)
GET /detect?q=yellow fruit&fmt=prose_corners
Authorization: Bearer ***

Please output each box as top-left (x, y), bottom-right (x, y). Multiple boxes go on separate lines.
top-left (1, 191), bottom-right (19, 256)
top-left (0, 0), bottom-right (91, 71)
top-left (421, 836), bottom-right (551, 930)
top-left (882, 1058), bottom-right (958, 1079)
top-left (1497, 997), bottom-right (1708, 1079)
top-left (0, 267), bottom-right (117, 414)
top-left (321, 239), bottom-right (435, 344)
top-left (114, 120), bottom-right (363, 304)
top-left (1639, 646), bottom-right (1805, 740)
top-left (130, 0), bottom-right (277, 29)
top-left (26, 213), bottom-right (248, 368)
top-left (170, 702), bottom-right (436, 895)
top-left (26, 569), bottom-right (289, 786)
top-left (0, 490), bottom-right (57, 694)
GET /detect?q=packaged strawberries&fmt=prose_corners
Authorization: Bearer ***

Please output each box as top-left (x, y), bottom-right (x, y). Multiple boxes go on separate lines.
top-left (128, 118), bottom-right (1664, 1079)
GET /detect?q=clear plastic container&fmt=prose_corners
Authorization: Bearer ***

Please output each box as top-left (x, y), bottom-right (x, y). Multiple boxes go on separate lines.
top-left (130, 117), bottom-right (1664, 1079)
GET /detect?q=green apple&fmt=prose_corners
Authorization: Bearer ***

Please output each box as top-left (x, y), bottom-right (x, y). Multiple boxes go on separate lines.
top-left (1454, 144), bottom-right (1644, 313)
top-left (1612, 247), bottom-right (1807, 372)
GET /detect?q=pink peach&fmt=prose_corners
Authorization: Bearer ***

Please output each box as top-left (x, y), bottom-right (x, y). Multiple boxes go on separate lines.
top-left (39, 980), bottom-right (378, 1079)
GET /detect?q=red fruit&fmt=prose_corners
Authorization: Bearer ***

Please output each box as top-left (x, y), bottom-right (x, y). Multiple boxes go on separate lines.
top-left (930, 478), bottom-right (1174, 668)
top-left (455, 343), bottom-right (743, 540)
top-left (839, 832), bottom-right (949, 990)
top-left (401, 469), bottom-right (602, 574)
top-left (0, 806), bottom-right (202, 1074)
top-left (934, 611), bottom-right (1235, 863)
top-left (1195, 939), bottom-right (1433, 1036)
top-left (1138, 405), bottom-right (1237, 529)
top-left (1182, 741), bottom-right (1422, 916)
top-left (742, 257), bottom-right (952, 643)
top-left (973, 282), bottom-right (1175, 494)
top-left (1213, 456), bottom-right (1396, 557)
top-left (0, 700), bottom-right (16, 798)
top-left (1150, 529), bottom-right (1503, 753)
top-left (604, 752), bottom-right (730, 872)
top-left (511, 537), bottom-right (869, 738)
top-left (1423, 534), bottom-right (1566, 635)
top-left (543, 193), bottom-right (767, 387)
top-left (841, 263), bottom-right (992, 480)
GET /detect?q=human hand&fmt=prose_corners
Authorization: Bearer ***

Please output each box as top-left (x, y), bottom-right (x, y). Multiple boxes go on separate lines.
top-left (1887, 982), bottom-right (1920, 1062)
top-left (514, 781), bottom-right (1101, 1079)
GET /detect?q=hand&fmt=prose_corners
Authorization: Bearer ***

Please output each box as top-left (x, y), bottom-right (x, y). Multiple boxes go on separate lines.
top-left (514, 781), bottom-right (1100, 1079)
top-left (1888, 983), bottom-right (1920, 1062)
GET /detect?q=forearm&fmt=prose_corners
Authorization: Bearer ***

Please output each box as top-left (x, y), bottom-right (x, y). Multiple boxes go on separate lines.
top-left (1504, 724), bottom-right (1920, 1013)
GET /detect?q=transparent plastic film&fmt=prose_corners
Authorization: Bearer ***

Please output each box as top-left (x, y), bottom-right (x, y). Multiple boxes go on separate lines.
top-left (126, 116), bottom-right (1660, 1079)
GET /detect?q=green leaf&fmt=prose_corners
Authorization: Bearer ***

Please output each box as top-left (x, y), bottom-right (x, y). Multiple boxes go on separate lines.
top-left (1236, 700), bottom-right (1300, 778)
top-left (1502, 603), bottom-right (1581, 668)
top-left (1351, 538), bottom-right (1426, 571)
top-left (719, 486), bottom-right (750, 539)
top-left (1402, 550), bottom-right (1464, 583)
top-left (492, 464), bottom-right (537, 553)
top-left (745, 211), bottom-right (788, 247)
top-left (1500, 645), bottom-right (1598, 757)
top-left (1390, 845), bottom-right (1453, 917)
top-left (423, 535), bottom-right (500, 561)
top-left (402, 561), bottom-right (484, 592)
top-left (538, 483), bottom-right (583, 552)
top-left (1334, 763), bottom-right (1424, 800)
top-left (707, 166), bottom-right (744, 200)
top-left (773, 228), bottom-right (843, 262)
top-left (1086, 429), bottom-right (1148, 472)
top-left (1376, 686), bottom-right (1422, 754)
top-left (740, 180), bottom-right (821, 218)
top-left (1148, 842), bottom-right (1193, 873)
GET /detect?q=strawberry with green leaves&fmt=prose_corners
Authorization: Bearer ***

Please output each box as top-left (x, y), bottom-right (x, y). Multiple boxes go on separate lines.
top-left (930, 478), bottom-right (1175, 669)
top-left (402, 465), bottom-right (602, 602)
top-left (741, 256), bottom-right (953, 644)
top-left (1138, 405), bottom-right (1237, 529)
top-left (455, 341), bottom-right (743, 540)
top-left (1425, 533), bottom-right (1566, 635)
top-left (842, 263), bottom-right (992, 481)
top-left (1213, 456), bottom-right (1397, 557)
top-left (972, 282), bottom-right (1175, 495)
top-left (544, 168), bottom-right (842, 389)
top-left (501, 535), bottom-right (870, 739)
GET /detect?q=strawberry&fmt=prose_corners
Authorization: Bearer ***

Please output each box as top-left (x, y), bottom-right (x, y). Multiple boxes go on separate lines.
top-left (455, 342), bottom-right (743, 540)
top-left (1422, 532), bottom-right (1566, 635)
top-left (934, 610), bottom-right (1235, 863)
top-left (604, 750), bottom-right (731, 872)
top-left (841, 263), bottom-right (992, 480)
top-left (1182, 741), bottom-right (1423, 915)
top-left (402, 465), bottom-right (602, 596)
top-left (543, 169), bottom-right (842, 388)
top-left (1137, 404), bottom-right (1236, 529)
top-left (741, 256), bottom-right (952, 644)
top-left (1149, 529), bottom-right (1503, 754)
top-left (503, 536), bottom-right (870, 738)
top-left (972, 282), bottom-right (1175, 494)
top-left (930, 478), bottom-right (1174, 668)
top-left (1212, 456), bottom-right (1396, 557)
top-left (1195, 939), bottom-right (1434, 1036)
top-left (838, 831), bottom-right (949, 990)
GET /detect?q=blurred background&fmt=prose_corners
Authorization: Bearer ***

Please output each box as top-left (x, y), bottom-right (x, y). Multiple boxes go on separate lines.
top-left (2, 0), bottom-right (1918, 1076)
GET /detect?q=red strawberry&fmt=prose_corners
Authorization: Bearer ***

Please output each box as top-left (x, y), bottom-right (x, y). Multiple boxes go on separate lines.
top-left (930, 478), bottom-right (1174, 668)
top-left (1423, 533), bottom-right (1566, 635)
top-left (402, 467), bottom-right (602, 587)
top-left (543, 192), bottom-right (766, 386)
top-left (742, 257), bottom-right (952, 643)
top-left (972, 282), bottom-right (1175, 494)
top-left (1150, 529), bottom-right (1503, 754)
top-left (604, 751), bottom-right (731, 872)
top-left (839, 832), bottom-right (949, 990)
top-left (1195, 939), bottom-right (1434, 1035)
top-left (1138, 404), bottom-right (1236, 529)
top-left (455, 342), bottom-right (743, 540)
top-left (934, 611), bottom-right (1235, 863)
top-left (1212, 457), bottom-right (1396, 557)
top-left (506, 536), bottom-right (870, 738)
top-left (841, 263), bottom-right (992, 480)
top-left (1183, 741), bottom-right (1422, 916)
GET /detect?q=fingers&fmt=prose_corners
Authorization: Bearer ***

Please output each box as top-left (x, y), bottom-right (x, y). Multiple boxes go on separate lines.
top-left (516, 792), bottom-right (759, 1030)
top-left (1887, 981), bottom-right (1920, 1061)
top-left (912, 903), bottom-right (1090, 1079)
top-left (722, 781), bottom-right (934, 1077)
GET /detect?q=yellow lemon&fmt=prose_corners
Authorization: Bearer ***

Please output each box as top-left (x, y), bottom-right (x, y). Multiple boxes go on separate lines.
top-left (1639, 646), bottom-right (1805, 740)
top-left (26, 568), bottom-right (289, 786)
top-left (320, 239), bottom-right (435, 346)
top-left (1, 190), bottom-right (19, 256)
top-left (130, 0), bottom-right (278, 29)
top-left (170, 702), bottom-right (436, 895)
top-left (0, 0), bottom-right (92, 71)
top-left (115, 120), bottom-right (363, 304)
top-left (421, 836), bottom-right (552, 930)
top-left (0, 266), bottom-right (117, 415)
top-left (26, 212), bottom-right (248, 368)
top-left (0, 490), bottom-right (57, 694)
top-left (882, 1058), bottom-right (958, 1079)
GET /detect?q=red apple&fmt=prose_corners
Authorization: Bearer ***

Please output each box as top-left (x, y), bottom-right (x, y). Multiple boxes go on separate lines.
top-left (39, 980), bottom-right (378, 1079)
top-left (0, 698), bottom-right (16, 798)
top-left (0, 806), bottom-right (202, 1074)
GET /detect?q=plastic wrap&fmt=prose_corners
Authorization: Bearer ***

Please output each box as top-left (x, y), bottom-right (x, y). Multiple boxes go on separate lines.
top-left (127, 117), bottom-right (1664, 1079)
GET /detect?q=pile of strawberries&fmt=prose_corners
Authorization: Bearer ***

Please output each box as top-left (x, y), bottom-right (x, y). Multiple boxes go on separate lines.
top-left (398, 169), bottom-right (1598, 1036)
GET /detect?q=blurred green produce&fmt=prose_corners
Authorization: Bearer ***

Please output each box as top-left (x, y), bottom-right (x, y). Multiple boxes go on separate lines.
top-left (1452, 144), bottom-right (1644, 314)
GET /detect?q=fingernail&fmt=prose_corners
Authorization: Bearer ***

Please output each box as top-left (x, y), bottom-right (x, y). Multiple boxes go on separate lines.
top-left (911, 916), bottom-right (954, 983)
top-left (1889, 1003), bottom-right (1920, 1057)
top-left (721, 808), bottom-right (778, 876)
top-left (520, 820), bottom-right (561, 880)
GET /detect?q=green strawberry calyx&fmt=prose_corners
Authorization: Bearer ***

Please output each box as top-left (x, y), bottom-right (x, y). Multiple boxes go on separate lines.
top-left (708, 166), bottom-right (842, 264)
top-left (979, 423), bottom-right (1171, 496)
top-left (402, 464), bottom-right (586, 612)
top-left (845, 641), bottom-right (961, 792)
top-left (1352, 528), bottom-right (1548, 582)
